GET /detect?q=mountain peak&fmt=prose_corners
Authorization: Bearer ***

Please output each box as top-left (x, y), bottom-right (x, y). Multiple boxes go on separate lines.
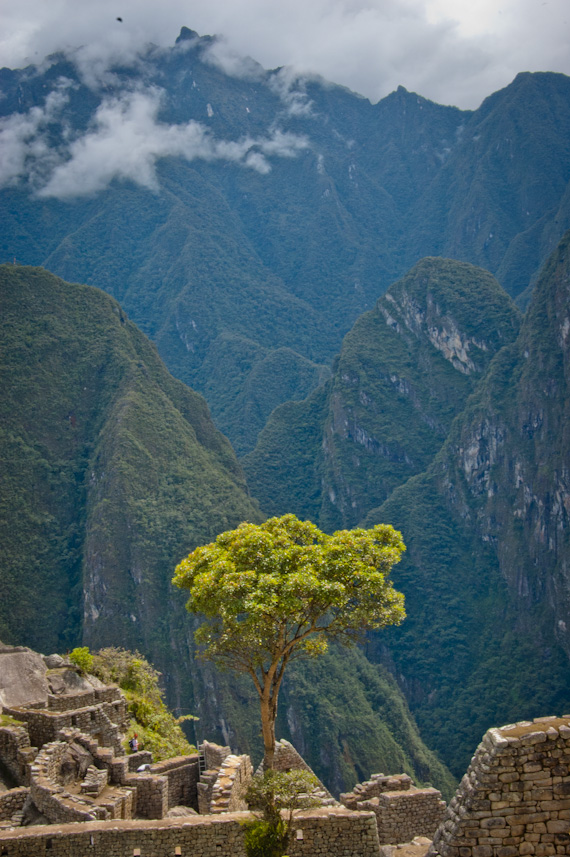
top-left (176, 26), bottom-right (201, 43)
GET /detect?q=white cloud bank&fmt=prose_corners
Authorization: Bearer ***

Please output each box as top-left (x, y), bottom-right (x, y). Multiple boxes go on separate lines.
top-left (0, 87), bottom-right (309, 199)
top-left (0, 0), bottom-right (569, 109)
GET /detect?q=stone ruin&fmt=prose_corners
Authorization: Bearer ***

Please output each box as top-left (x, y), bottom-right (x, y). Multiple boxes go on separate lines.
top-left (429, 715), bottom-right (570, 857)
top-left (0, 641), bottom-right (447, 854)
top-left (340, 772), bottom-right (446, 845)
top-left (4, 642), bottom-right (570, 855)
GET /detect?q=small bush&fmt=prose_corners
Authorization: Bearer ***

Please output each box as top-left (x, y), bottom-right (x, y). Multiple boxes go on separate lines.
top-left (243, 817), bottom-right (288, 857)
top-left (69, 646), bottom-right (94, 674)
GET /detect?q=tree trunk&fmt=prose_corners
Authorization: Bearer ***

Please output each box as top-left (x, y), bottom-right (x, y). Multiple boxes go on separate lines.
top-left (260, 692), bottom-right (276, 769)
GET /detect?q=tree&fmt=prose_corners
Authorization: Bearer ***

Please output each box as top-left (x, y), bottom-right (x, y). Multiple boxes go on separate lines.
top-left (172, 513), bottom-right (405, 769)
top-left (242, 769), bottom-right (321, 857)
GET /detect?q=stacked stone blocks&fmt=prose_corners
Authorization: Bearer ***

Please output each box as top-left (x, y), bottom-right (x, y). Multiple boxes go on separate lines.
top-left (341, 772), bottom-right (446, 844)
top-left (0, 788), bottom-right (28, 826)
top-left (0, 726), bottom-right (37, 786)
top-left (210, 754), bottom-right (253, 813)
top-left (0, 806), bottom-right (381, 856)
top-left (428, 715), bottom-right (570, 857)
top-left (3, 690), bottom-right (128, 754)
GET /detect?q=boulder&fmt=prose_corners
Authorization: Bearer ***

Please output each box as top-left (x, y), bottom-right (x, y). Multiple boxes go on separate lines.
top-left (0, 646), bottom-right (49, 708)
top-left (43, 654), bottom-right (66, 669)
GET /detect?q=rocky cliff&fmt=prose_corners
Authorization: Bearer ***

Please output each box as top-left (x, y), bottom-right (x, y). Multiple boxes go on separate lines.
top-left (366, 231), bottom-right (570, 775)
top-left (244, 258), bottom-right (521, 529)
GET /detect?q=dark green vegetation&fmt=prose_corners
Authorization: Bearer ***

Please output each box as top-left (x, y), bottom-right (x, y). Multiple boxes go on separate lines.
top-left (3, 32), bottom-right (570, 796)
top-left (278, 644), bottom-right (456, 799)
top-left (363, 230), bottom-right (570, 776)
top-left (247, 235), bottom-right (570, 779)
top-left (1, 34), bottom-right (569, 451)
top-left (244, 258), bottom-right (521, 529)
top-left (0, 264), bottom-right (454, 797)
top-left (0, 262), bottom-right (262, 739)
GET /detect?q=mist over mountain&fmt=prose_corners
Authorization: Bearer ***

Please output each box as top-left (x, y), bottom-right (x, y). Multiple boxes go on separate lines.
top-left (1, 30), bottom-right (570, 452)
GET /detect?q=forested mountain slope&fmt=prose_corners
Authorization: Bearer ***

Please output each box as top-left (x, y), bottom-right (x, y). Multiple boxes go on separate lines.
top-left (364, 230), bottom-right (570, 775)
top-left (0, 264), bottom-right (261, 656)
top-left (244, 258), bottom-right (521, 529)
top-left (1, 32), bottom-right (569, 449)
top-left (0, 264), bottom-right (455, 798)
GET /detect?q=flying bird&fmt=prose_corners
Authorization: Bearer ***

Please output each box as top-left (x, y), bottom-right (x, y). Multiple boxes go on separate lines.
top-left (116, 17), bottom-right (123, 22)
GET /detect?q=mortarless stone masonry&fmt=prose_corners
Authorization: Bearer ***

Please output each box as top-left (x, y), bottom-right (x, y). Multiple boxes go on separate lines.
top-left (341, 772), bottom-right (446, 844)
top-left (0, 806), bottom-right (381, 857)
top-left (428, 715), bottom-right (570, 857)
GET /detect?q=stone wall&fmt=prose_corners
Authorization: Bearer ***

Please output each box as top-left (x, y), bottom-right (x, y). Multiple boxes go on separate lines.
top-left (127, 773), bottom-right (168, 819)
top-left (265, 739), bottom-right (336, 805)
top-left (209, 754), bottom-right (253, 813)
top-left (29, 740), bottom-right (101, 823)
top-left (29, 736), bottom-right (134, 824)
top-left (3, 700), bottom-right (125, 754)
top-left (428, 715), bottom-right (570, 857)
top-left (198, 742), bottom-right (233, 814)
top-left (47, 691), bottom-right (96, 711)
top-left (150, 755), bottom-right (200, 811)
top-left (360, 788), bottom-right (446, 845)
top-left (0, 726), bottom-right (37, 786)
top-left (0, 787), bottom-right (28, 822)
top-left (0, 806), bottom-right (381, 856)
top-left (203, 740), bottom-right (231, 770)
top-left (341, 773), bottom-right (414, 808)
top-left (340, 771), bottom-right (445, 845)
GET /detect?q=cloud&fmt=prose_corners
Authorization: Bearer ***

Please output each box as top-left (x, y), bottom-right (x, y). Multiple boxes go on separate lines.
top-left (22, 87), bottom-right (310, 199)
top-left (201, 37), bottom-right (265, 81)
top-left (267, 68), bottom-right (315, 117)
top-left (0, 81), bottom-right (72, 188)
top-left (0, 0), bottom-right (569, 109)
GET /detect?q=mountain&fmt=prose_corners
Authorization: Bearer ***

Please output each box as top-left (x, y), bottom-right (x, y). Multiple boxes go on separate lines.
top-left (244, 257), bottom-right (521, 529)
top-left (0, 264), bottom-right (454, 797)
top-left (364, 230), bottom-right (570, 775)
top-left (1, 34), bottom-right (570, 450)
top-left (0, 264), bottom-right (261, 656)
top-left (407, 72), bottom-right (570, 304)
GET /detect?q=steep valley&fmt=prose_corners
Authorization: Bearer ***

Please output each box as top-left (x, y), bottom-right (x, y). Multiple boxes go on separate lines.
top-left (0, 264), bottom-right (455, 798)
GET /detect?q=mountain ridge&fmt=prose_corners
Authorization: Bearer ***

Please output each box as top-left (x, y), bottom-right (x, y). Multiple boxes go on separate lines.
top-left (1, 35), bottom-right (569, 449)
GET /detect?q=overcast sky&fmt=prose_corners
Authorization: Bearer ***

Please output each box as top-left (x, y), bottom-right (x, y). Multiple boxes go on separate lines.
top-left (1, 0), bottom-right (569, 109)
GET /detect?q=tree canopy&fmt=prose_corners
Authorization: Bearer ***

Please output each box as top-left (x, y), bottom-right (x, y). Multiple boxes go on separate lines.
top-left (173, 513), bottom-right (405, 767)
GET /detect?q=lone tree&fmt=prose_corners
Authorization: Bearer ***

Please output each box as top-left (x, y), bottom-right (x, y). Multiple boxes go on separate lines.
top-left (173, 514), bottom-right (405, 769)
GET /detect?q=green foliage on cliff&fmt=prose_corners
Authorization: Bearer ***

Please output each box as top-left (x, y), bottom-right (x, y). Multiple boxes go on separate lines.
top-left (364, 231), bottom-right (570, 776)
top-left (0, 263), bottom-right (456, 798)
top-left (245, 258), bottom-right (520, 529)
top-left (91, 647), bottom-right (196, 761)
top-left (279, 643), bottom-right (457, 800)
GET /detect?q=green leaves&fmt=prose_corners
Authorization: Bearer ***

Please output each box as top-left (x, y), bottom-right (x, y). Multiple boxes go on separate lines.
top-left (174, 514), bottom-right (405, 765)
top-left (174, 515), bottom-right (405, 649)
